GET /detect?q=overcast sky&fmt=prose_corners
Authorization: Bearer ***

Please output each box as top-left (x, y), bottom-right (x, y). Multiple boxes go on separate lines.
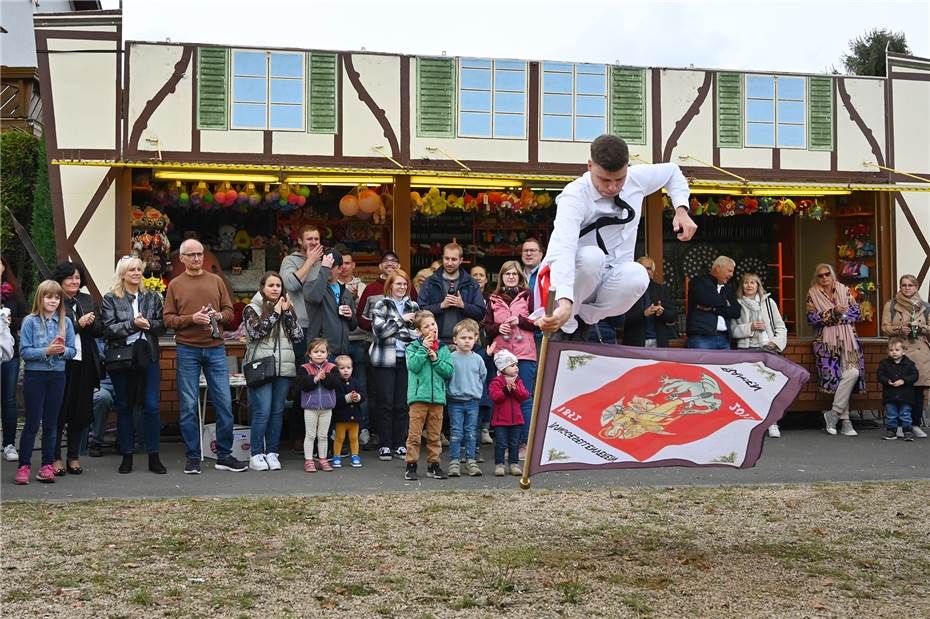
top-left (103, 0), bottom-right (929, 74)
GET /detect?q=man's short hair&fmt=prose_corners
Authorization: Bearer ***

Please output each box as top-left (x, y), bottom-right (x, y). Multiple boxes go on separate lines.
top-left (590, 135), bottom-right (630, 171)
top-left (443, 242), bottom-right (463, 257)
top-left (452, 318), bottom-right (480, 338)
top-left (522, 237), bottom-right (543, 252)
top-left (712, 255), bottom-right (736, 270)
top-left (298, 224), bottom-right (319, 239)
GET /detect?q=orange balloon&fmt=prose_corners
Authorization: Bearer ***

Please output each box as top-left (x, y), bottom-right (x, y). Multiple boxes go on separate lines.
top-left (358, 189), bottom-right (381, 214)
top-left (339, 194), bottom-right (359, 216)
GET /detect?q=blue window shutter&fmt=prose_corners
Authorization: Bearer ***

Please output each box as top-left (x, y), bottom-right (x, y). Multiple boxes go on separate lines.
top-left (309, 53), bottom-right (337, 133)
top-left (717, 72), bottom-right (742, 148)
top-left (197, 47), bottom-right (228, 130)
top-left (609, 67), bottom-right (645, 144)
top-left (417, 57), bottom-right (456, 137)
top-left (808, 76), bottom-right (833, 151)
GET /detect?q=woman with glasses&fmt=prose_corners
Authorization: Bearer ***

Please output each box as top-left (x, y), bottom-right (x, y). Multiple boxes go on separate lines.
top-left (880, 274), bottom-right (929, 437)
top-left (101, 256), bottom-right (167, 473)
top-left (806, 264), bottom-right (864, 436)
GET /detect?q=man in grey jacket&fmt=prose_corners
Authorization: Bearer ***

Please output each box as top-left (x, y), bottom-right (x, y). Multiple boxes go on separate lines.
top-left (280, 224), bottom-right (324, 361)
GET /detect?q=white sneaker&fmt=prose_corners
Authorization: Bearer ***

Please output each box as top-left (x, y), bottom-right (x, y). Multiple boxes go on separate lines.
top-left (911, 426), bottom-right (927, 439)
top-left (824, 411), bottom-right (838, 435)
top-left (896, 426), bottom-right (905, 438)
top-left (249, 454), bottom-right (269, 471)
top-left (840, 420), bottom-right (858, 436)
top-left (767, 424), bottom-right (781, 438)
top-left (480, 429), bottom-right (493, 445)
top-left (265, 452), bottom-right (281, 470)
top-left (3, 444), bottom-right (18, 462)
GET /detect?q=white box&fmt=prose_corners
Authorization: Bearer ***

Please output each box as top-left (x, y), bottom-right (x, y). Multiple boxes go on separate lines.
top-left (201, 423), bottom-right (251, 461)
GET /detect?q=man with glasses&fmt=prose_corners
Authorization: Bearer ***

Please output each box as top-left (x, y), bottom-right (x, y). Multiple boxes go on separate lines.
top-left (164, 239), bottom-right (246, 474)
top-left (521, 239), bottom-right (544, 295)
top-left (535, 135), bottom-right (697, 341)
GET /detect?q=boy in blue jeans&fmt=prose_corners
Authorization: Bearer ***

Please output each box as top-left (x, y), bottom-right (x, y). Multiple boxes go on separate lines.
top-left (877, 337), bottom-right (919, 441)
top-left (446, 319), bottom-right (486, 477)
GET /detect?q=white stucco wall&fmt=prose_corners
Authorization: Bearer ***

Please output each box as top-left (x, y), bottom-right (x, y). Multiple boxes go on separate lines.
top-left (200, 129), bottom-right (263, 153)
top-left (659, 69), bottom-right (713, 164)
top-left (272, 132), bottom-right (335, 156)
top-left (341, 54), bottom-right (401, 158)
top-left (891, 80), bottom-right (930, 173)
top-left (836, 77), bottom-right (885, 172)
top-left (128, 44), bottom-right (193, 154)
top-left (58, 165), bottom-right (116, 285)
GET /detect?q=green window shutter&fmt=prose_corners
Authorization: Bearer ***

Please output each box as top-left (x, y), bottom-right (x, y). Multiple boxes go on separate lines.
top-left (716, 72), bottom-right (742, 148)
top-left (609, 67), bottom-right (645, 144)
top-left (309, 53), bottom-right (338, 133)
top-left (197, 47), bottom-right (228, 130)
top-left (417, 58), bottom-right (455, 137)
top-left (808, 77), bottom-right (833, 151)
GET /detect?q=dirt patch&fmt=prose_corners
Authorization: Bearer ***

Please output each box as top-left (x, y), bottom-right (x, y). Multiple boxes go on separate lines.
top-left (2, 481), bottom-right (928, 617)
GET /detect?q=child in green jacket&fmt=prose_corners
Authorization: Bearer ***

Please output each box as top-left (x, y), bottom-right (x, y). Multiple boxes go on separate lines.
top-left (404, 310), bottom-right (453, 480)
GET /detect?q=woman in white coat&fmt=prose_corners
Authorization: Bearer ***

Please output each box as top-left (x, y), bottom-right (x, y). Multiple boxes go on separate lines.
top-left (731, 272), bottom-right (788, 437)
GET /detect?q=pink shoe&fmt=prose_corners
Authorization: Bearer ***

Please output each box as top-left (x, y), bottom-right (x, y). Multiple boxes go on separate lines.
top-left (319, 458), bottom-right (333, 472)
top-left (303, 458), bottom-right (316, 473)
top-left (36, 464), bottom-right (56, 483)
top-left (14, 465), bottom-right (30, 485)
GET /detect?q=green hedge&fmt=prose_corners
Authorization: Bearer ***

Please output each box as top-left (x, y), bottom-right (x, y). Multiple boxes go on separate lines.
top-left (1, 131), bottom-right (40, 292)
top-left (30, 139), bottom-right (56, 289)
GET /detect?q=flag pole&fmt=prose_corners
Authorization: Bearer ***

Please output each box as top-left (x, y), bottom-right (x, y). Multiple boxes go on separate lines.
top-left (519, 288), bottom-right (556, 491)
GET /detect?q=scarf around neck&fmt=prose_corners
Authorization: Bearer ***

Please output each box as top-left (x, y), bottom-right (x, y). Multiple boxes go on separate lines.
top-left (894, 290), bottom-right (924, 320)
top-left (808, 281), bottom-right (860, 365)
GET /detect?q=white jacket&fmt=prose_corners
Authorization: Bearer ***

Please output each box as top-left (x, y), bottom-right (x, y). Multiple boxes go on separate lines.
top-left (731, 293), bottom-right (788, 352)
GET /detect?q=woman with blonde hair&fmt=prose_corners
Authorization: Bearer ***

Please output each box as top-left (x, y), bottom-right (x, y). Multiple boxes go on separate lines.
top-left (806, 263), bottom-right (864, 436)
top-left (412, 268), bottom-right (434, 298)
top-left (101, 256), bottom-right (167, 473)
top-left (881, 274), bottom-right (929, 437)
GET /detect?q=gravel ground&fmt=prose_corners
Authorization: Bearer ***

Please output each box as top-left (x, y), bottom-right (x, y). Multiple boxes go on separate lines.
top-left (2, 481), bottom-right (928, 618)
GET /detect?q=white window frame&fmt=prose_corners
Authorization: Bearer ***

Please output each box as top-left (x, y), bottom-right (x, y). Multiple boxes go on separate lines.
top-left (541, 62), bottom-right (608, 142)
top-left (744, 74), bottom-right (807, 149)
top-left (230, 49), bottom-right (305, 132)
top-left (457, 58), bottom-right (527, 139)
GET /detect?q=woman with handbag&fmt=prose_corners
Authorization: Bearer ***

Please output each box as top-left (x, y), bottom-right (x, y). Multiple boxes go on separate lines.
top-left (52, 261), bottom-right (104, 476)
top-left (881, 274), bottom-right (929, 437)
top-left (101, 256), bottom-right (166, 473)
top-left (243, 272), bottom-right (304, 471)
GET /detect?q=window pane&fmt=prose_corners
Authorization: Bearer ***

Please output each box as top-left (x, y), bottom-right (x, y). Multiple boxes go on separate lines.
top-left (778, 100), bottom-right (804, 123)
top-left (576, 63), bottom-right (605, 75)
top-left (495, 91), bottom-right (524, 113)
top-left (233, 51), bottom-right (266, 77)
top-left (270, 104), bottom-right (302, 130)
top-left (778, 77), bottom-right (805, 100)
top-left (495, 59), bottom-right (524, 71)
top-left (575, 116), bottom-right (605, 141)
top-left (233, 77), bottom-right (266, 103)
top-left (543, 72), bottom-right (572, 93)
top-left (270, 78), bottom-right (303, 104)
top-left (461, 68), bottom-right (491, 90)
top-left (460, 89), bottom-right (492, 112)
top-left (459, 111), bottom-right (491, 137)
top-left (543, 93), bottom-right (572, 115)
top-left (747, 75), bottom-right (774, 99)
top-left (576, 73), bottom-right (606, 95)
top-left (271, 53), bottom-right (302, 78)
top-left (575, 95), bottom-right (605, 116)
top-left (747, 122), bottom-right (774, 146)
top-left (494, 69), bottom-right (525, 91)
top-left (461, 58), bottom-right (492, 69)
top-left (494, 113), bottom-right (524, 138)
top-left (542, 114), bottom-right (572, 140)
top-left (232, 103), bottom-right (265, 129)
top-left (747, 99), bottom-right (774, 122)
top-left (777, 123), bottom-right (805, 147)
top-left (543, 62), bottom-right (573, 73)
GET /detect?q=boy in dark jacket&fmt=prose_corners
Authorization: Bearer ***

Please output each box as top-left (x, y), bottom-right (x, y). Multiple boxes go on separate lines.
top-left (877, 337), bottom-right (919, 441)
top-left (331, 354), bottom-right (366, 467)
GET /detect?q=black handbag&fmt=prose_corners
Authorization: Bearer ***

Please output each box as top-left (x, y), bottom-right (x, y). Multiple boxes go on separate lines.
top-left (104, 345), bottom-right (134, 371)
top-left (243, 324), bottom-right (280, 387)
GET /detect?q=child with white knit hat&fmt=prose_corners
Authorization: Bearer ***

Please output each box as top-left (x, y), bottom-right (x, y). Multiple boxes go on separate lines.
top-left (488, 349), bottom-right (529, 476)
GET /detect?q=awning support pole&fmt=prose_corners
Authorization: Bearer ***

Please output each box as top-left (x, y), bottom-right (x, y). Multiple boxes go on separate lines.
top-left (678, 154), bottom-right (749, 183)
top-left (862, 162), bottom-right (930, 184)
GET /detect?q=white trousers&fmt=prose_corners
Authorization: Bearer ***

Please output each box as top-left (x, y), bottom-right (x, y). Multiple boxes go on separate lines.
top-left (562, 247), bottom-right (650, 334)
top-left (304, 408), bottom-right (332, 460)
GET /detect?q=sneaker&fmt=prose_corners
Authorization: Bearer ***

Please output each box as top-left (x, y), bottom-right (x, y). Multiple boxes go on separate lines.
top-left (896, 426), bottom-right (904, 438)
top-left (903, 431), bottom-right (915, 442)
top-left (304, 458), bottom-right (316, 472)
top-left (447, 460), bottom-right (461, 477)
top-left (426, 463), bottom-right (447, 479)
top-left (912, 426), bottom-right (927, 439)
top-left (14, 465), bottom-right (30, 485)
top-left (518, 445), bottom-right (527, 461)
top-left (265, 453), bottom-right (282, 471)
top-left (840, 420), bottom-right (858, 436)
top-left (36, 464), bottom-right (56, 483)
top-left (883, 430), bottom-right (898, 441)
top-left (350, 455), bottom-right (362, 467)
top-left (249, 454), bottom-right (269, 471)
top-left (767, 424), bottom-right (781, 438)
top-left (319, 458), bottom-right (333, 472)
top-left (494, 464), bottom-right (506, 477)
top-left (509, 463), bottom-right (523, 476)
top-left (3, 444), bottom-right (18, 462)
top-left (824, 411), bottom-right (838, 435)
top-left (404, 463), bottom-right (418, 480)
top-left (359, 429), bottom-right (371, 446)
top-left (480, 429), bottom-right (493, 445)
top-left (465, 459), bottom-right (482, 476)
top-left (378, 447), bottom-right (393, 461)
top-left (331, 456), bottom-right (343, 469)
top-left (394, 446), bottom-right (407, 459)
top-left (184, 458), bottom-right (202, 474)
top-left (215, 455), bottom-right (248, 472)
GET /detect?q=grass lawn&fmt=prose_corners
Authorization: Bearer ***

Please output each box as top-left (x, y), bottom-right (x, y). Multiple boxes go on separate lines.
top-left (2, 481), bottom-right (928, 617)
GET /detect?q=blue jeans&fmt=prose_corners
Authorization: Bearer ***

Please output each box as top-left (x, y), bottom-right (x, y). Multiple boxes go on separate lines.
top-left (518, 359), bottom-right (536, 445)
top-left (247, 376), bottom-right (291, 455)
top-left (348, 340), bottom-right (370, 429)
top-left (177, 344), bottom-right (233, 460)
top-left (110, 360), bottom-right (162, 454)
top-left (1, 355), bottom-right (19, 447)
top-left (687, 333), bottom-right (731, 350)
top-left (447, 398), bottom-right (479, 461)
top-left (494, 424), bottom-right (521, 465)
top-left (885, 401), bottom-right (913, 430)
top-left (19, 370), bottom-right (65, 467)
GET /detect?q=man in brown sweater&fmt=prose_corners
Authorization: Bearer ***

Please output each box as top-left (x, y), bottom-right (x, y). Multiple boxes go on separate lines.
top-left (164, 239), bottom-right (246, 474)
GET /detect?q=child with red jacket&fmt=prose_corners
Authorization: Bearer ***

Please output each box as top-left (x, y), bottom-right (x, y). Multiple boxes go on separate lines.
top-left (488, 349), bottom-right (529, 477)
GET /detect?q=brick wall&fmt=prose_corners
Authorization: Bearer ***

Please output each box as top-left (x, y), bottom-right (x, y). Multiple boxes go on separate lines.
top-left (158, 343), bottom-right (247, 423)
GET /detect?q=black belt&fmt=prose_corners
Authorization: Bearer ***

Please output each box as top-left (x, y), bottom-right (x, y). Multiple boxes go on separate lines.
top-left (578, 196), bottom-right (636, 254)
